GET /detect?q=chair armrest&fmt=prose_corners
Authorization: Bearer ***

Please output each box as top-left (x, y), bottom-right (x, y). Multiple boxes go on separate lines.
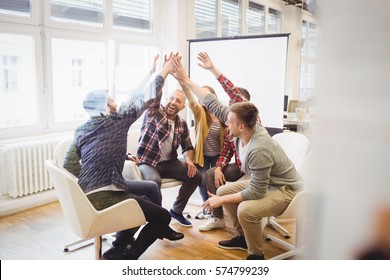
top-left (90, 199), bottom-right (146, 237)
top-left (122, 160), bottom-right (142, 180)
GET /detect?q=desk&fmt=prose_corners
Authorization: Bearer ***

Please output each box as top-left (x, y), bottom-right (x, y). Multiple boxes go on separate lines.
top-left (283, 118), bottom-right (314, 138)
top-left (283, 118), bottom-right (298, 132)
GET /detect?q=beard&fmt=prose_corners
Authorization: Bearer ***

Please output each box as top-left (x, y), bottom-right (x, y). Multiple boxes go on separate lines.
top-left (166, 104), bottom-right (179, 119)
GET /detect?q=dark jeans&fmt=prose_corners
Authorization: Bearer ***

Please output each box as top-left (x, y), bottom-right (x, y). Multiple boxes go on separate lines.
top-left (87, 181), bottom-right (170, 259)
top-left (205, 163), bottom-right (244, 218)
top-left (124, 178), bottom-right (162, 206)
top-left (196, 154), bottom-right (219, 202)
top-left (138, 158), bottom-right (201, 214)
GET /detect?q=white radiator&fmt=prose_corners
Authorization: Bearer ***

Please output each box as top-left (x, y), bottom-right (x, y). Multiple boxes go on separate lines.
top-left (0, 138), bottom-right (63, 198)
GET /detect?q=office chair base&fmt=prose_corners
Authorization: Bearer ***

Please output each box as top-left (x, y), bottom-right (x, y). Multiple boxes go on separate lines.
top-left (266, 233), bottom-right (306, 260)
top-left (267, 216), bottom-right (291, 239)
top-left (63, 235), bottom-right (114, 252)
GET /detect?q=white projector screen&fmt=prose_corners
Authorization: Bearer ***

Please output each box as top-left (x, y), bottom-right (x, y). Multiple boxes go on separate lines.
top-left (188, 34), bottom-right (289, 132)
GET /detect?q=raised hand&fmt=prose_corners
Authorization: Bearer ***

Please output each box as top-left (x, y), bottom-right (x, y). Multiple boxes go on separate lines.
top-left (172, 58), bottom-right (188, 82)
top-left (197, 52), bottom-right (214, 70)
top-left (163, 52), bottom-right (180, 66)
top-left (151, 54), bottom-right (160, 73)
top-left (197, 52), bottom-right (221, 78)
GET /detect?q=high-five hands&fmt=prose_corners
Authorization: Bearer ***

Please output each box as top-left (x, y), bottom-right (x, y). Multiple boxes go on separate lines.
top-left (171, 58), bottom-right (188, 81)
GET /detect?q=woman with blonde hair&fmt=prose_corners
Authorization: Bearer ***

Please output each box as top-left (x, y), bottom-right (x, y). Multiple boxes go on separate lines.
top-left (179, 82), bottom-right (225, 217)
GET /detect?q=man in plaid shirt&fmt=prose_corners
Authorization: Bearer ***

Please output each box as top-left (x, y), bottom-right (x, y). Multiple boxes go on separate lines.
top-left (137, 61), bottom-right (201, 227)
top-left (63, 56), bottom-right (184, 260)
top-left (196, 52), bottom-right (260, 232)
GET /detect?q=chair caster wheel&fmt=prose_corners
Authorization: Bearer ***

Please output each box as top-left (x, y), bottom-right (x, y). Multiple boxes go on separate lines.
top-left (63, 248), bottom-right (69, 252)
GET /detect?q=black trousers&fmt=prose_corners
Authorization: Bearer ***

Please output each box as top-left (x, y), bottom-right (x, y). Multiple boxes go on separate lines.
top-left (87, 188), bottom-right (171, 259)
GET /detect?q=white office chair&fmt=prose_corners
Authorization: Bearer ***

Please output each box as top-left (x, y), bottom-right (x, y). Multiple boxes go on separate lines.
top-left (54, 137), bottom-right (143, 252)
top-left (265, 150), bottom-right (314, 259)
top-left (272, 131), bottom-right (310, 170)
top-left (45, 160), bottom-right (146, 259)
top-left (266, 132), bottom-right (310, 238)
top-left (266, 191), bottom-right (310, 259)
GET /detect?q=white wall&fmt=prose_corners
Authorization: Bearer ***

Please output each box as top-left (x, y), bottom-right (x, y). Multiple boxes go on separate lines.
top-left (308, 0), bottom-right (390, 259)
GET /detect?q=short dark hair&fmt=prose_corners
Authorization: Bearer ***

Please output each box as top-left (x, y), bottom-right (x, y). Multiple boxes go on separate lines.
top-left (229, 102), bottom-right (258, 128)
top-left (237, 87), bottom-right (250, 101)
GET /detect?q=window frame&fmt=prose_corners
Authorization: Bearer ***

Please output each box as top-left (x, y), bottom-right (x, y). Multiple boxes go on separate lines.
top-left (44, 29), bottom-right (111, 132)
top-left (193, 0), bottom-right (283, 39)
top-left (299, 14), bottom-right (318, 100)
top-left (0, 0), bottom-right (40, 26)
top-left (0, 23), bottom-right (45, 139)
top-left (0, 0), bottom-right (161, 140)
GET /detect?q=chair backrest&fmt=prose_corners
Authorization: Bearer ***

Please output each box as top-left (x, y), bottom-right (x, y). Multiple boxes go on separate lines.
top-left (276, 150), bottom-right (315, 220)
top-left (55, 137), bottom-right (74, 167)
top-left (45, 159), bottom-right (96, 238)
top-left (127, 129), bottom-right (141, 156)
top-left (277, 191), bottom-right (309, 220)
top-left (272, 132), bottom-right (310, 169)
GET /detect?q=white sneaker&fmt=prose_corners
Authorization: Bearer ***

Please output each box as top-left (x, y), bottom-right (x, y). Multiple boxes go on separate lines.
top-left (195, 209), bottom-right (205, 219)
top-left (198, 217), bottom-right (226, 232)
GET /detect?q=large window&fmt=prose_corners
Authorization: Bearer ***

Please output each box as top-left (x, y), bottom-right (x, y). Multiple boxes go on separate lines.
top-left (195, 0), bottom-right (217, 38)
top-left (0, 33), bottom-right (38, 129)
top-left (221, 0), bottom-right (241, 36)
top-left (112, 0), bottom-right (153, 32)
top-left (195, 0), bottom-right (282, 39)
top-left (115, 44), bottom-right (160, 106)
top-left (247, 1), bottom-right (265, 35)
top-left (0, 0), bottom-right (158, 139)
top-left (267, 7), bottom-right (282, 34)
top-left (300, 19), bottom-right (317, 99)
top-left (50, 0), bottom-right (104, 26)
top-left (0, 0), bottom-right (31, 17)
top-left (51, 38), bottom-right (107, 123)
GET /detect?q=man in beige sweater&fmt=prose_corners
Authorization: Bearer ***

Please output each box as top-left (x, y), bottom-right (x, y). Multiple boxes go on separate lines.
top-left (173, 58), bottom-right (303, 260)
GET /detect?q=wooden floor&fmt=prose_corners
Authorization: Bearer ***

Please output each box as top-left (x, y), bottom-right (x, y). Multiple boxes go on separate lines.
top-left (0, 187), bottom-right (296, 260)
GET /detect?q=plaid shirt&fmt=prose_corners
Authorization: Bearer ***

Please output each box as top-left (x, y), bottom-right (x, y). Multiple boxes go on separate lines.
top-left (63, 75), bottom-right (164, 194)
top-left (137, 104), bottom-right (193, 167)
top-left (215, 74), bottom-right (244, 171)
top-left (215, 74), bottom-right (262, 171)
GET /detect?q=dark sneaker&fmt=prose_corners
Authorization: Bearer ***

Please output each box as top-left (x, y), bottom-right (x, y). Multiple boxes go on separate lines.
top-left (246, 254), bottom-right (265, 260)
top-left (218, 236), bottom-right (248, 251)
top-left (102, 245), bottom-right (126, 260)
top-left (159, 226), bottom-right (184, 241)
top-left (122, 244), bottom-right (140, 260)
top-left (169, 209), bottom-right (192, 227)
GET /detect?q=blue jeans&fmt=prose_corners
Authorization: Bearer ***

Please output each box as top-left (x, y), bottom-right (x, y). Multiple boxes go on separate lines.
top-left (196, 154), bottom-right (220, 202)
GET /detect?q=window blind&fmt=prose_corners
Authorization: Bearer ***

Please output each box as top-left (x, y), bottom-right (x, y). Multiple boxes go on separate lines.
top-left (195, 0), bottom-right (217, 38)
